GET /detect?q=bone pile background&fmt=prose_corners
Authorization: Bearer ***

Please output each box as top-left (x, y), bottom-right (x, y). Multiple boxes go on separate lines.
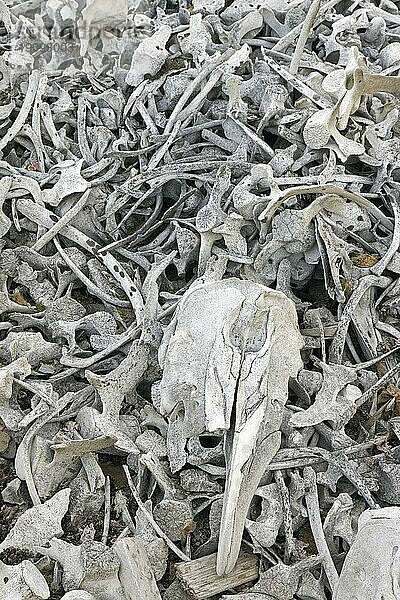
top-left (1, 0), bottom-right (400, 599)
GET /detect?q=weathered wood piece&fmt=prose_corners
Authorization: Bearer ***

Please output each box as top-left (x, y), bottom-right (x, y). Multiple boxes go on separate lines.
top-left (175, 550), bottom-right (259, 599)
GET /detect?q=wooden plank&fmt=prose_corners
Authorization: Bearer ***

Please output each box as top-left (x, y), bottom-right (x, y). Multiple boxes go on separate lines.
top-left (175, 550), bottom-right (259, 599)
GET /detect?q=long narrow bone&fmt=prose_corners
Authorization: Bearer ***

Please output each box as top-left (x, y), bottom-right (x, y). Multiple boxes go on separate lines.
top-left (164, 48), bottom-right (236, 134)
top-left (328, 275), bottom-right (391, 364)
top-left (258, 183), bottom-right (393, 231)
top-left (123, 465), bottom-right (190, 562)
top-left (289, 0), bottom-right (321, 75)
top-left (31, 73), bottom-right (48, 172)
top-left (33, 189), bottom-right (91, 252)
top-left (304, 467), bottom-right (339, 592)
top-left (15, 390), bottom-right (81, 505)
top-left (217, 290), bottom-right (303, 575)
top-left (261, 52), bottom-right (332, 109)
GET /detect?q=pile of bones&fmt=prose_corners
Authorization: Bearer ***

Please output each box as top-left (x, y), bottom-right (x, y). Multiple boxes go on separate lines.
top-left (1, 0), bottom-right (400, 598)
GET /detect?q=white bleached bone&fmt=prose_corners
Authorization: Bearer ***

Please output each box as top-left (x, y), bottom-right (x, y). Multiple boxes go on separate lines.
top-left (337, 51), bottom-right (400, 131)
top-left (0, 488), bottom-right (70, 553)
top-left (178, 14), bottom-right (212, 64)
top-left (303, 106), bottom-right (365, 159)
top-left (38, 538), bottom-right (124, 599)
top-left (42, 160), bottom-right (89, 207)
top-left (126, 26), bottom-right (172, 88)
top-left (333, 507), bottom-right (400, 600)
top-left (60, 593), bottom-right (96, 600)
top-left (289, 362), bottom-right (359, 430)
top-left (0, 559), bottom-right (50, 600)
top-left (247, 555), bottom-right (323, 600)
top-left (78, 338), bottom-right (149, 453)
top-left (0, 331), bottom-right (61, 367)
top-left (113, 537), bottom-right (162, 600)
top-left (159, 278), bottom-right (303, 574)
top-left (0, 357), bottom-right (31, 430)
top-left (245, 483), bottom-right (283, 549)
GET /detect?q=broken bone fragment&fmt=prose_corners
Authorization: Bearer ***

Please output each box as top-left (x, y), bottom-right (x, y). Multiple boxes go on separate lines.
top-left (0, 488), bottom-right (71, 553)
top-left (0, 559), bottom-right (50, 600)
top-left (113, 537), bottom-right (162, 600)
top-left (158, 278), bottom-right (303, 574)
top-left (125, 25), bottom-right (172, 88)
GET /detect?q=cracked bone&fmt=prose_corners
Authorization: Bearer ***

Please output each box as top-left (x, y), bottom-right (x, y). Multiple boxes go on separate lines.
top-left (333, 507), bottom-right (400, 600)
top-left (159, 278), bottom-right (303, 574)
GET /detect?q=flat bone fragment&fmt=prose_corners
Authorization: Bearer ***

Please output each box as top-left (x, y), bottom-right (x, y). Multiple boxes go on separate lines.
top-left (126, 26), bottom-right (172, 88)
top-left (113, 537), bottom-right (162, 600)
top-left (0, 488), bottom-right (70, 552)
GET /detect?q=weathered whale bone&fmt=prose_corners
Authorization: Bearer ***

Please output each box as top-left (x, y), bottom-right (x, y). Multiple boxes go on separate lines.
top-left (158, 278), bottom-right (303, 574)
top-left (334, 507), bottom-right (400, 600)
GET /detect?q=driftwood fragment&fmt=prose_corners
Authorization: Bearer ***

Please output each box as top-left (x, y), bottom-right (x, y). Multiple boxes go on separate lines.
top-left (175, 550), bottom-right (259, 599)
